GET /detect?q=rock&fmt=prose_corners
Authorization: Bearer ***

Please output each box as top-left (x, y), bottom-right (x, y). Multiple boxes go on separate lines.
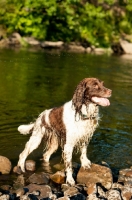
top-left (0, 194), bottom-right (9, 200)
top-left (8, 32), bottom-right (22, 46)
top-left (57, 197), bottom-right (70, 200)
top-left (23, 37), bottom-right (40, 46)
top-left (24, 184), bottom-right (52, 199)
top-left (121, 186), bottom-right (132, 200)
top-left (27, 172), bottom-right (49, 185)
top-left (77, 163), bottom-right (113, 190)
top-left (0, 156), bottom-right (12, 174)
top-left (106, 189), bottom-right (122, 200)
top-left (50, 171), bottom-right (65, 184)
top-left (97, 185), bottom-right (106, 199)
top-left (86, 194), bottom-right (99, 200)
top-left (15, 188), bottom-right (25, 197)
top-left (63, 186), bottom-right (79, 197)
top-left (66, 43), bottom-right (85, 53)
top-left (86, 183), bottom-right (97, 196)
top-left (0, 185), bottom-right (11, 191)
top-left (119, 168), bottom-right (132, 176)
top-left (20, 195), bottom-right (30, 200)
top-left (41, 41), bottom-right (64, 49)
top-left (86, 47), bottom-right (92, 53)
top-left (25, 160), bottom-right (36, 172)
top-left (94, 48), bottom-right (106, 54)
top-left (120, 40), bottom-right (132, 54)
top-left (13, 174), bottom-right (25, 189)
top-left (13, 166), bottom-right (22, 174)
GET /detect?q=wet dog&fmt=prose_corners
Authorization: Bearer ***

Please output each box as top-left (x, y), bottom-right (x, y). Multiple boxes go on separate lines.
top-left (17, 78), bottom-right (112, 185)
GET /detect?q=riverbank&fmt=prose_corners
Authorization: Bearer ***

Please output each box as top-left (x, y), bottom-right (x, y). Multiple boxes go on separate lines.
top-left (0, 156), bottom-right (132, 200)
top-left (1, 32), bottom-right (132, 55)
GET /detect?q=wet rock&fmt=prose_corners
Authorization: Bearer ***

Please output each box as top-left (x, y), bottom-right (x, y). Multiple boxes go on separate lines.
top-left (86, 183), bottom-right (97, 196)
top-left (15, 188), bottom-right (25, 197)
top-left (118, 168), bottom-right (132, 184)
top-left (112, 182), bottom-right (123, 190)
top-left (77, 163), bottom-right (113, 190)
top-left (86, 194), bottom-right (99, 200)
top-left (41, 41), bottom-right (64, 49)
top-left (0, 194), bottom-right (9, 200)
top-left (119, 168), bottom-right (132, 176)
top-left (0, 156), bottom-right (12, 174)
top-left (106, 189), bottom-right (122, 200)
top-left (50, 171), bottom-right (65, 184)
top-left (20, 195), bottom-right (30, 200)
top-left (0, 185), bottom-right (11, 191)
top-left (27, 172), bottom-right (49, 185)
top-left (24, 184), bottom-right (52, 199)
top-left (97, 185), bottom-right (106, 199)
top-left (57, 197), bottom-right (70, 200)
top-left (25, 160), bottom-right (36, 172)
top-left (63, 186), bottom-right (79, 197)
top-left (121, 186), bottom-right (132, 200)
top-left (13, 166), bottom-right (22, 174)
top-left (13, 174), bottom-right (25, 189)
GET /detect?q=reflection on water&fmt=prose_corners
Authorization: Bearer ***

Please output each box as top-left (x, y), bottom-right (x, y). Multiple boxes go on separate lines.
top-left (0, 49), bottom-right (132, 175)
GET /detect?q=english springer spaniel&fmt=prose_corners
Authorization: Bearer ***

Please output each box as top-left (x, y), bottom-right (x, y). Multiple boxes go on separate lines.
top-left (17, 78), bottom-right (112, 185)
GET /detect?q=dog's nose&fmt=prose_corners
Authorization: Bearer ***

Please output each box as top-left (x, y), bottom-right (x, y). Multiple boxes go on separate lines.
top-left (108, 89), bottom-right (112, 96)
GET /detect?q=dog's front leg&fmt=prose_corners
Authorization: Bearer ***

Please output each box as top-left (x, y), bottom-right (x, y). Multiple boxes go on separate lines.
top-left (63, 144), bottom-right (75, 186)
top-left (17, 133), bottom-right (43, 172)
top-left (80, 143), bottom-right (91, 169)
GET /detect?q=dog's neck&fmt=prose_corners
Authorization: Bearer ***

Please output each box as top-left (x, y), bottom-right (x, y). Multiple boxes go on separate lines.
top-left (80, 103), bottom-right (99, 120)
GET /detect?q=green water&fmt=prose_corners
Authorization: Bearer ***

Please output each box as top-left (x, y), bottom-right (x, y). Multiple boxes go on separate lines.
top-left (0, 48), bottom-right (132, 175)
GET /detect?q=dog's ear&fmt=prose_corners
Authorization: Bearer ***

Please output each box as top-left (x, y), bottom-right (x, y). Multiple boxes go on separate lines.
top-left (72, 78), bottom-right (88, 115)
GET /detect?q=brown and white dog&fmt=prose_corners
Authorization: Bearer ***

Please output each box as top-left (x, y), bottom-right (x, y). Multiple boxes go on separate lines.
top-left (17, 78), bottom-right (112, 185)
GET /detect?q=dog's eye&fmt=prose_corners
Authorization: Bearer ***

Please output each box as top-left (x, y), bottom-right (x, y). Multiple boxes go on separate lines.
top-left (93, 84), bottom-right (98, 89)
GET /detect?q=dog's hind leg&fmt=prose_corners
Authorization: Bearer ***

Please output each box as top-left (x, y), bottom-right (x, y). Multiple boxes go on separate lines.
top-left (43, 134), bottom-right (58, 162)
top-left (17, 129), bottom-right (44, 172)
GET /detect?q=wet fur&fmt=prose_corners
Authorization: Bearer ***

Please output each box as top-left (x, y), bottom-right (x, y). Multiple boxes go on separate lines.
top-left (17, 78), bottom-right (111, 185)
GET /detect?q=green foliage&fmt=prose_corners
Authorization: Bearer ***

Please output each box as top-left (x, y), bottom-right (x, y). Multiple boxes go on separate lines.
top-left (0, 0), bottom-right (132, 47)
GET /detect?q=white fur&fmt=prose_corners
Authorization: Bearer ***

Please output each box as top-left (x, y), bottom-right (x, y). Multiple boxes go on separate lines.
top-left (17, 100), bottom-right (99, 185)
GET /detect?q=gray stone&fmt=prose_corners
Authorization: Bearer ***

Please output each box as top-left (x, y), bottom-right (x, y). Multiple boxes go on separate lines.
top-left (0, 156), bottom-right (12, 174)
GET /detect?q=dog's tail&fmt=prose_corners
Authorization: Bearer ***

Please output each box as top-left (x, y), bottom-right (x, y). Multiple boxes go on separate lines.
top-left (18, 123), bottom-right (34, 135)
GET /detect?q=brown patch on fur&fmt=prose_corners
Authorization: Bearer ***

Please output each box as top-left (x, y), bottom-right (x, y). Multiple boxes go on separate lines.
top-left (72, 78), bottom-right (111, 116)
top-left (41, 107), bottom-right (66, 148)
top-left (49, 106), bottom-right (66, 147)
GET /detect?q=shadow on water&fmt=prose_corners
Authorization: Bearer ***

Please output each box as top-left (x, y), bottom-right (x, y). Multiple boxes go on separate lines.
top-left (0, 48), bottom-right (132, 183)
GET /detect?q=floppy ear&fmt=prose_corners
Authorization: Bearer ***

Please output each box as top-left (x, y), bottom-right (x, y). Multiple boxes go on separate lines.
top-left (72, 78), bottom-right (88, 115)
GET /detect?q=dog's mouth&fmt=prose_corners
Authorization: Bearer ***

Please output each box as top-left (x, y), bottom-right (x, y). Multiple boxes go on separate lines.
top-left (91, 96), bottom-right (110, 107)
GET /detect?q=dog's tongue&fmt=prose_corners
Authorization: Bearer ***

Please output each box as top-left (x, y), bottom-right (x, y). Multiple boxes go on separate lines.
top-left (91, 97), bottom-right (110, 106)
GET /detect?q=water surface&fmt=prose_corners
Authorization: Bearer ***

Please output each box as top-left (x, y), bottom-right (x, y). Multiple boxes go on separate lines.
top-left (0, 48), bottom-right (132, 178)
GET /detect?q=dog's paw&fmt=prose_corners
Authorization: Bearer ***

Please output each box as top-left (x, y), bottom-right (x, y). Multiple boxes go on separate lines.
top-left (81, 159), bottom-right (91, 169)
top-left (66, 177), bottom-right (75, 186)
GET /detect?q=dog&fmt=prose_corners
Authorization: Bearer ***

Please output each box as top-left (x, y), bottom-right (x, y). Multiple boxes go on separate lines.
top-left (17, 78), bottom-right (112, 185)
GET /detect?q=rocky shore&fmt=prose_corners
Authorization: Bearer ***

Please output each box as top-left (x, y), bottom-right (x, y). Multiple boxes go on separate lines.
top-left (1, 32), bottom-right (132, 55)
top-left (0, 156), bottom-right (132, 200)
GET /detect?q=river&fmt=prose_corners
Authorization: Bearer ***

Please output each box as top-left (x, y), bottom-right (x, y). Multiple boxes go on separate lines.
top-left (0, 48), bottom-right (132, 179)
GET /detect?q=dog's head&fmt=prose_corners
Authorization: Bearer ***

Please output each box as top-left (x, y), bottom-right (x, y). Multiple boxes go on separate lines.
top-left (72, 78), bottom-right (112, 115)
